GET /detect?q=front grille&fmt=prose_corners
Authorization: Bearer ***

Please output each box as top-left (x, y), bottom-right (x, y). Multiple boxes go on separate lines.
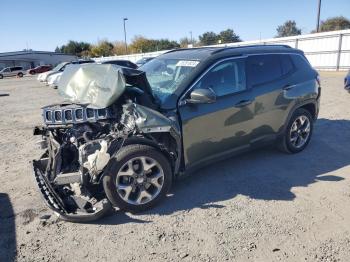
top-left (42, 104), bottom-right (114, 125)
top-left (54, 111), bottom-right (62, 122)
top-left (45, 111), bottom-right (52, 121)
top-left (64, 110), bottom-right (73, 121)
top-left (75, 109), bottom-right (83, 120)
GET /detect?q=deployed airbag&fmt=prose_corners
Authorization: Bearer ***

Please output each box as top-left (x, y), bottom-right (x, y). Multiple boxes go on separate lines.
top-left (58, 64), bottom-right (126, 108)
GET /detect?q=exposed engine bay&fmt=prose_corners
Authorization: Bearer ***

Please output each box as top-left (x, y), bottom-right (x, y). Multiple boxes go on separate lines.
top-left (33, 64), bottom-right (181, 222)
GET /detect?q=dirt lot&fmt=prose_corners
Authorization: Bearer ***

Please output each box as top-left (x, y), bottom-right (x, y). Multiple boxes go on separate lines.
top-left (1, 72), bottom-right (350, 262)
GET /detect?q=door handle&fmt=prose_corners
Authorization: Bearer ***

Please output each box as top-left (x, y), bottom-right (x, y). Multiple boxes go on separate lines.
top-left (235, 99), bottom-right (254, 108)
top-left (283, 84), bottom-right (294, 91)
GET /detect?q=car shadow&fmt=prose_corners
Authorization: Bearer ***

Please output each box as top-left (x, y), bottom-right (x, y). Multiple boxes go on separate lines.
top-left (99, 118), bottom-right (348, 222)
top-left (0, 193), bottom-right (16, 262)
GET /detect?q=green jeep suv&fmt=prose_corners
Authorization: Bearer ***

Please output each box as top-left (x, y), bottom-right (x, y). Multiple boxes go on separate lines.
top-left (33, 45), bottom-right (320, 221)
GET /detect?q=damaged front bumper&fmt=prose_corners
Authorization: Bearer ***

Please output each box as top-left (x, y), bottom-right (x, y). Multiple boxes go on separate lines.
top-left (32, 158), bottom-right (112, 222)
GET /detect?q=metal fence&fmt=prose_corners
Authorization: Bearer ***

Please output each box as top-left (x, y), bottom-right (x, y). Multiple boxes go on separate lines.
top-left (94, 29), bottom-right (350, 71)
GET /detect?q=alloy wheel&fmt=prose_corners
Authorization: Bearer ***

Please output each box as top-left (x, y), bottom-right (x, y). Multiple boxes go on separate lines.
top-left (289, 115), bottom-right (311, 149)
top-left (115, 156), bottom-right (164, 205)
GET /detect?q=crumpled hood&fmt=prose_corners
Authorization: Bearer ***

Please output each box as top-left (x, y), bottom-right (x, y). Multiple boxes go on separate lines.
top-left (58, 64), bottom-right (126, 108)
top-left (58, 64), bottom-right (157, 109)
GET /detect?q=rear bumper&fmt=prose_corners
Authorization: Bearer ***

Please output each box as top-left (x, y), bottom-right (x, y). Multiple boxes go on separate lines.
top-left (32, 159), bottom-right (112, 222)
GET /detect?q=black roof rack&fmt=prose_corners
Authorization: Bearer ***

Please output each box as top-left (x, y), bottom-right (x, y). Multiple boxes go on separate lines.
top-left (211, 44), bottom-right (292, 54)
top-left (164, 46), bottom-right (220, 54)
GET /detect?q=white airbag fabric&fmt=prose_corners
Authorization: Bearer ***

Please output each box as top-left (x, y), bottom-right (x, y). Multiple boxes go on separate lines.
top-left (58, 64), bottom-right (126, 108)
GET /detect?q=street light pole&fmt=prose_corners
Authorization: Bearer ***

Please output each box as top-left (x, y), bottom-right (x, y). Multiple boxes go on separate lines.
top-left (123, 18), bottom-right (128, 53)
top-left (316, 0), bottom-right (321, 32)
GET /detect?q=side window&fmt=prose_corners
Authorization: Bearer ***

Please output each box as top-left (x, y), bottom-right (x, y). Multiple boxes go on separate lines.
top-left (280, 54), bottom-right (294, 75)
top-left (194, 59), bottom-right (246, 96)
top-left (247, 55), bottom-right (282, 86)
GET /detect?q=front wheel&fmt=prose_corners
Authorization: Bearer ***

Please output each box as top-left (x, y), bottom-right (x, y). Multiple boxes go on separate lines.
top-left (17, 72), bottom-right (23, 77)
top-left (278, 108), bottom-right (313, 153)
top-left (0, 74), bottom-right (3, 79)
top-left (103, 144), bottom-right (172, 213)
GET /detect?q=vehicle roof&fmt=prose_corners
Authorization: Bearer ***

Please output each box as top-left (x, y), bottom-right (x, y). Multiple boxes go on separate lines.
top-left (160, 45), bottom-right (303, 61)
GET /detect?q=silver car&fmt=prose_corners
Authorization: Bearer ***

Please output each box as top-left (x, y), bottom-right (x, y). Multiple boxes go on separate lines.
top-left (0, 66), bottom-right (26, 79)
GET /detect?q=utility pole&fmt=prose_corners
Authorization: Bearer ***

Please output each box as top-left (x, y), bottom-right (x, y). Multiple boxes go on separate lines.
top-left (123, 18), bottom-right (128, 53)
top-left (316, 0), bottom-right (322, 32)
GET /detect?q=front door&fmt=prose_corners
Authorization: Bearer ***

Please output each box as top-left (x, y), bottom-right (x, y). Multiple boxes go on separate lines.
top-left (178, 57), bottom-right (256, 169)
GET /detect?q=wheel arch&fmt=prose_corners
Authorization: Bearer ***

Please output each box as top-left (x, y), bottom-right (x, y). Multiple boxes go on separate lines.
top-left (280, 99), bottom-right (318, 135)
top-left (98, 134), bottom-right (178, 184)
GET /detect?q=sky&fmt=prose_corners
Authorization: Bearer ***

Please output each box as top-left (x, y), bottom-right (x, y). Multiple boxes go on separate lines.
top-left (0, 0), bottom-right (349, 52)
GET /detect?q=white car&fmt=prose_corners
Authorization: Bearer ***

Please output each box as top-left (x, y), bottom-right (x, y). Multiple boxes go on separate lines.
top-left (47, 72), bottom-right (62, 88)
top-left (37, 62), bottom-right (69, 82)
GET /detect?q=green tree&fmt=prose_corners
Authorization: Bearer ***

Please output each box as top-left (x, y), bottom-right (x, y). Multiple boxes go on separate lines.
top-left (113, 41), bottom-right (128, 55)
top-left (57, 40), bottom-right (91, 57)
top-left (319, 16), bottom-right (350, 32)
top-left (276, 20), bottom-right (302, 37)
top-left (179, 37), bottom-right (190, 48)
top-left (129, 36), bottom-right (179, 53)
top-left (218, 29), bottom-right (241, 43)
top-left (129, 36), bottom-right (156, 53)
top-left (154, 39), bottom-right (180, 50)
top-left (90, 40), bottom-right (114, 57)
top-left (198, 31), bottom-right (218, 45)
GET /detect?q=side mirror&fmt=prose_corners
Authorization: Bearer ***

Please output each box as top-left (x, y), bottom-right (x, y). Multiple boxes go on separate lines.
top-left (186, 88), bottom-right (216, 104)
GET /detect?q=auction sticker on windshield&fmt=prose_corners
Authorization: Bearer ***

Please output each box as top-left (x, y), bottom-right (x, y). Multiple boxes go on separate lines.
top-left (176, 60), bottom-right (200, 67)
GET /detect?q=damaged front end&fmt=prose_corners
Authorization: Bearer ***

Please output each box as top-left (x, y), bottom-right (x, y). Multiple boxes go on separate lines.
top-left (32, 64), bottom-right (181, 222)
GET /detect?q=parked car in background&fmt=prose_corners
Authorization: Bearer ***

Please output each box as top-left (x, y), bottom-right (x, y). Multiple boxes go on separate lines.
top-left (38, 60), bottom-right (95, 82)
top-left (72, 59), bottom-right (95, 65)
top-left (47, 72), bottom-right (62, 88)
top-left (135, 57), bottom-right (154, 67)
top-left (27, 65), bottom-right (52, 75)
top-left (37, 62), bottom-right (70, 82)
top-left (344, 70), bottom-right (350, 92)
top-left (46, 60), bottom-right (95, 87)
top-left (101, 60), bottom-right (138, 69)
top-left (33, 45), bottom-right (320, 221)
top-left (0, 66), bottom-right (26, 79)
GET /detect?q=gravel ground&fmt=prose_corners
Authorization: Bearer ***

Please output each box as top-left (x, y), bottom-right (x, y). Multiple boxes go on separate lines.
top-left (1, 72), bottom-right (350, 262)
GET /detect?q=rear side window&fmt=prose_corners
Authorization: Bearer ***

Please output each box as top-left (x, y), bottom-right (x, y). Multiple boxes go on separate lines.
top-left (280, 54), bottom-right (294, 75)
top-left (247, 55), bottom-right (282, 86)
top-left (290, 54), bottom-right (312, 72)
top-left (194, 59), bottom-right (246, 96)
top-left (11, 67), bottom-right (22, 71)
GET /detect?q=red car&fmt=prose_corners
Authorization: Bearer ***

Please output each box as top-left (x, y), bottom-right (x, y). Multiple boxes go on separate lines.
top-left (27, 65), bottom-right (52, 75)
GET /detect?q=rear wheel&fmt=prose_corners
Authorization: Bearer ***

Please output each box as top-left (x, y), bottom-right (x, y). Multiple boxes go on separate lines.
top-left (17, 72), bottom-right (23, 77)
top-left (103, 144), bottom-right (172, 213)
top-left (278, 108), bottom-right (313, 153)
top-left (0, 74), bottom-right (3, 79)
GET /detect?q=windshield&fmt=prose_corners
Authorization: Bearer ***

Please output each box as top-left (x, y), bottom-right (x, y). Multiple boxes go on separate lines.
top-left (140, 58), bottom-right (199, 103)
top-left (52, 62), bottom-right (66, 71)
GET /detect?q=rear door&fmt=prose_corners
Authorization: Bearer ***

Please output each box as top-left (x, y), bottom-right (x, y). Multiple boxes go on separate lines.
top-left (179, 57), bottom-right (256, 168)
top-left (247, 54), bottom-right (295, 144)
top-left (9, 67), bottom-right (17, 76)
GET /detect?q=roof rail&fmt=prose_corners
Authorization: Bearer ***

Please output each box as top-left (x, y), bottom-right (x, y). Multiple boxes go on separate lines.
top-left (164, 46), bottom-right (220, 54)
top-left (211, 44), bottom-right (292, 54)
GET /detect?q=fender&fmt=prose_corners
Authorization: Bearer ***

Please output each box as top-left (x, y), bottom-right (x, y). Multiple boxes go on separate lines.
top-left (279, 98), bottom-right (318, 136)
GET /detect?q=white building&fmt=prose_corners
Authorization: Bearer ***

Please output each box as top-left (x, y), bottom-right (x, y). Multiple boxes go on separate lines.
top-left (0, 51), bottom-right (77, 70)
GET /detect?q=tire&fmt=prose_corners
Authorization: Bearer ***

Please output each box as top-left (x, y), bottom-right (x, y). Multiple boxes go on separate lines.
top-left (103, 144), bottom-right (172, 213)
top-left (30, 71), bottom-right (35, 75)
top-left (278, 108), bottom-right (313, 154)
top-left (17, 72), bottom-right (23, 77)
top-left (0, 74), bottom-right (3, 79)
